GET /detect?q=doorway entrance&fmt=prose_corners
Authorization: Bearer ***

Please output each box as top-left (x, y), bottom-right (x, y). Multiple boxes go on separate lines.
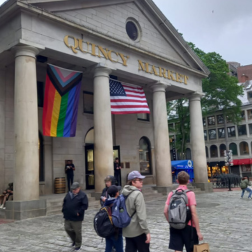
top-left (84, 145), bottom-right (121, 190)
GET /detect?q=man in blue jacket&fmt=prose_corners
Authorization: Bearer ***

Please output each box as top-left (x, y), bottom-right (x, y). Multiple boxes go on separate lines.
top-left (62, 182), bottom-right (88, 250)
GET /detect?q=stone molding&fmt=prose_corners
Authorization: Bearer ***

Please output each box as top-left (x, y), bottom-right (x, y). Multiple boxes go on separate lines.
top-left (15, 46), bottom-right (40, 59)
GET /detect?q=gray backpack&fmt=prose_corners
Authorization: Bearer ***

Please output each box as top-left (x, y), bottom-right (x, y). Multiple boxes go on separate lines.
top-left (168, 189), bottom-right (191, 229)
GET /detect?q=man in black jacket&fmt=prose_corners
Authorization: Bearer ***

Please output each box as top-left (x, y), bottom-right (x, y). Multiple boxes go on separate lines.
top-left (62, 182), bottom-right (88, 250)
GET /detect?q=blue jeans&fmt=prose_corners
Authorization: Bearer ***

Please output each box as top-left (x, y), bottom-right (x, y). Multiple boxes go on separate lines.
top-left (105, 233), bottom-right (123, 252)
top-left (241, 188), bottom-right (252, 198)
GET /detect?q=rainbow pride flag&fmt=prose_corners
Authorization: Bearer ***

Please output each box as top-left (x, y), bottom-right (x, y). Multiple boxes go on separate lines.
top-left (42, 64), bottom-right (83, 137)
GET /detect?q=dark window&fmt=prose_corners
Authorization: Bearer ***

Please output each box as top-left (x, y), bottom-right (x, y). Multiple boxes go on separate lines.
top-left (249, 124), bottom-right (252, 134)
top-left (210, 145), bottom-right (218, 157)
top-left (248, 92), bottom-right (252, 99)
top-left (241, 111), bottom-right (245, 120)
top-left (208, 116), bottom-right (215, 125)
top-left (137, 113), bottom-right (150, 121)
top-left (83, 91), bottom-right (93, 114)
top-left (39, 132), bottom-right (44, 182)
top-left (219, 144), bottom-right (226, 157)
top-left (204, 130), bottom-right (207, 141)
top-left (247, 110), bottom-right (252, 120)
top-left (205, 146), bottom-right (208, 158)
top-left (238, 125), bottom-right (247, 136)
top-left (227, 126), bottom-right (236, 137)
top-left (37, 82), bottom-right (44, 107)
top-left (218, 128), bottom-right (225, 138)
top-left (208, 129), bottom-right (216, 139)
top-left (217, 114), bottom-right (224, 124)
top-left (203, 118), bottom-right (206, 127)
top-left (240, 141), bottom-right (249, 155)
top-left (126, 21), bottom-right (139, 41)
top-left (185, 148), bottom-right (191, 159)
top-left (229, 143), bottom-right (238, 156)
top-left (139, 137), bottom-right (152, 175)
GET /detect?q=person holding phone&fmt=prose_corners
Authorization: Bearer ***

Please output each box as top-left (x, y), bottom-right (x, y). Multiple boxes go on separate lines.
top-left (65, 160), bottom-right (75, 192)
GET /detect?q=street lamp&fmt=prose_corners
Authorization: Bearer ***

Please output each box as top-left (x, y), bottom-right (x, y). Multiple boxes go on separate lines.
top-left (224, 150), bottom-right (233, 191)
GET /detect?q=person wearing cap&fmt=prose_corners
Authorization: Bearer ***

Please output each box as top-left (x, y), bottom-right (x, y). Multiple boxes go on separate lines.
top-left (103, 185), bottom-right (123, 252)
top-left (122, 171), bottom-right (151, 252)
top-left (62, 182), bottom-right (89, 251)
top-left (100, 175), bottom-right (117, 207)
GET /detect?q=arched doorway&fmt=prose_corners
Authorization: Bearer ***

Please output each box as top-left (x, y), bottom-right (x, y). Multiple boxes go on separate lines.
top-left (85, 128), bottom-right (95, 189)
top-left (84, 128), bottom-right (121, 189)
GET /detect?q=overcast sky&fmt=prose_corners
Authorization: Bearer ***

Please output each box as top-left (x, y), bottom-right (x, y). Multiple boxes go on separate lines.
top-left (0, 0), bottom-right (251, 65)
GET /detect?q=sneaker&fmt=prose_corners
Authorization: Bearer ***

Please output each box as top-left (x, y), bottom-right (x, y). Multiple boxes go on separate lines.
top-left (2, 207), bottom-right (5, 209)
top-left (72, 242), bottom-right (75, 247)
top-left (0, 204), bottom-right (3, 208)
top-left (74, 247), bottom-right (80, 250)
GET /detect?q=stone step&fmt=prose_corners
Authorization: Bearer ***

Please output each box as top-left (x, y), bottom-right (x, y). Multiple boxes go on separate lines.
top-left (0, 209), bottom-right (6, 219)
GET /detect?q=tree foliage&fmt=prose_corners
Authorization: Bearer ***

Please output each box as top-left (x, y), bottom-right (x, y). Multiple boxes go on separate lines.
top-left (188, 42), bottom-right (243, 124)
top-left (168, 43), bottom-right (244, 158)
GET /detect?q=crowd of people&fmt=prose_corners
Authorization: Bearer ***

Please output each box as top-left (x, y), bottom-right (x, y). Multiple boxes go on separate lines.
top-left (62, 170), bottom-right (203, 252)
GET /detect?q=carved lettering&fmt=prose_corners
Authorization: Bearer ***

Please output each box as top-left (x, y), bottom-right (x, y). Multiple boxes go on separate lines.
top-left (97, 46), bottom-right (109, 59)
top-left (64, 35), bottom-right (78, 54)
top-left (184, 75), bottom-right (189, 84)
top-left (159, 67), bottom-right (167, 78)
top-left (108, 50), bottom-right (119, 63)
top-left (138, 60), bottom-right (146, 71)
top-left (119, 53), bottom-right (129, 66)
top-left (167, 70), bottom-right (176, 81)
top-left (150, 65), bottom-right (159, 76)
top-left (78, 39), bottom-right (89, 53)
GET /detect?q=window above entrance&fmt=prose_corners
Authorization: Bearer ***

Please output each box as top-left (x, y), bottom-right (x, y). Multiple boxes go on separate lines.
top-left (126, 18), bottom-right (141, 42)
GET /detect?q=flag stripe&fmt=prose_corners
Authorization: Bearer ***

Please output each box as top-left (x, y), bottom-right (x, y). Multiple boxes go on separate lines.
top-left (111, 105), bottom-right (149, 108)
top-left (57, 91), bottom-right (69, 137)
top-left (111, 111), bottom-right (150, 114)
top-left (110, 102), bottom-right (148, 106)
top-left (50, 90), bottom-right (61, 137)
top-left (110, 97), bottom-right (147, 101)
top-left (42, 76), bottom-right (55, 136)
top-left (63, 86), bottom-right (76, 137)
top-left (70, 82), bottom-right (81, 137)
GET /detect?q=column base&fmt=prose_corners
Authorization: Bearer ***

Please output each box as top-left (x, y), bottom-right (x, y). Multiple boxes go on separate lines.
top-left (192, 182), bottom-right (213, 193)
top-left (152, 185), bottom-right (178, 195)
top-left (5, 200), bottom-right (46, 220)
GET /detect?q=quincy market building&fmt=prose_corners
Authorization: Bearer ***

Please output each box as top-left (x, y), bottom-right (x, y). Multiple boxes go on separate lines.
top-left (0, 0), bottom-right (211, 217)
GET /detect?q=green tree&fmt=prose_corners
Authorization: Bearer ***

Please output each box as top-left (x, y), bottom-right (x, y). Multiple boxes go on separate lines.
top-left (188, 42), bottom-right (243, 123)
top-left (169, 43), bottom-right (244, 157)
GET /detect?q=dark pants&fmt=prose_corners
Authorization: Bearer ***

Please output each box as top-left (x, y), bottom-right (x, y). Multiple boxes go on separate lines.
top-left (114, 172), bottom-right (121, 186)
top-left (125, 233), bottom-right (150, 252)
top-left (67, 174), bottom-right (74, 191)
top-left (64, 220), bottom-right (82, 248)
top-left (169, 225), bottom-right (199, 252)
top-left (105, 233), bottom-right (123, 252)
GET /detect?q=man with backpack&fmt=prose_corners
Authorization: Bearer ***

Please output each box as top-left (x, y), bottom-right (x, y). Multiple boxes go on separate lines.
top-left (163, 171), bottom-right (203, 252)
top-left (104, 185), bottom-right (123, 252)
top-left (240, 176), bottom-right (252, 199)
top-left (121, 171), bottom-right (151, 252)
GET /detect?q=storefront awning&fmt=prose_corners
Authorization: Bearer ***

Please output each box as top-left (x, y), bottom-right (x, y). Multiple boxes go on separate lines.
top-left (232, 159), bottom-right (252, 165)
top-left (171, 160), bottom-right (193, 170)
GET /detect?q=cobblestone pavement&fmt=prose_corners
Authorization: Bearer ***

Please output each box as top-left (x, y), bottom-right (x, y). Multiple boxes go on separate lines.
top-left (0, 190), bottom-right (251, 252)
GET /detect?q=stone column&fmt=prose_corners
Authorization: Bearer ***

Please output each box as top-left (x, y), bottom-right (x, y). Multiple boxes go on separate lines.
top-left (14, 46), bottom-right (40, 201)
top-left (93, 66), bottom-right (113, 193)
top-left (152, 83), bottom-right (172, 187)
top-left (189, 93), bottom-right (208, 183)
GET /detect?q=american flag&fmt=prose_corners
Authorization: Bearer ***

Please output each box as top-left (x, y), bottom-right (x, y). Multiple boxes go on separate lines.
top-left (109, 79), bottom-right (150, 114)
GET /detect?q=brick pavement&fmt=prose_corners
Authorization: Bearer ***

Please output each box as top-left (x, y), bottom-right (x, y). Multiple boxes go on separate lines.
top-left (0, 190), bottom-right (251, 252)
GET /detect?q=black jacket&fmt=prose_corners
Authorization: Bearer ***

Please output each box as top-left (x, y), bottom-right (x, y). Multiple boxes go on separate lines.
top-left (100, 176), bottom-right (117, 207)
top-left (62, 190), bottom-right (88, 221)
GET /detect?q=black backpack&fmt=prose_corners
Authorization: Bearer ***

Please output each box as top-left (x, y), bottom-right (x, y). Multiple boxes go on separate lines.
top-left (94, 206), bottom-right (115, 238)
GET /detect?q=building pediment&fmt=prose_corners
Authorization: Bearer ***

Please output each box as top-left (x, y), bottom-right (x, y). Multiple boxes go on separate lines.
top-left (16, 0), bottom-right (209, 76)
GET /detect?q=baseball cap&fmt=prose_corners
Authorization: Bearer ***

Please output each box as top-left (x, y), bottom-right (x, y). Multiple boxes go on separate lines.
top-left (128, 171), bottom-right (145, 181)
top-left (71, 182), bottom-right (80, 190)
top-left (107, 185), bottom-right (121, 197)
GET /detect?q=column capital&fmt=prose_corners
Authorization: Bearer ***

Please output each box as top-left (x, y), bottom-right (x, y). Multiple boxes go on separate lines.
top-left (151, 82), bottom-right (170, 93)
top-left (93, 63), bottom-right (115, 78)
top-left (15, 46), bottom-right (40, 59)
top-left (189, 92), bottom-right (205, 101)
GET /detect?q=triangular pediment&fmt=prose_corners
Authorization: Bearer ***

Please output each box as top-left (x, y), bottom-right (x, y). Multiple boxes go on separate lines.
top-left (19, 0), bottom-right (209, 75)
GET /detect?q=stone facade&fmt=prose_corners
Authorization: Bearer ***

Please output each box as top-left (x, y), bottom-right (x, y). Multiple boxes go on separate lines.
top-left (0, 0), bottom-right (210, 207)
